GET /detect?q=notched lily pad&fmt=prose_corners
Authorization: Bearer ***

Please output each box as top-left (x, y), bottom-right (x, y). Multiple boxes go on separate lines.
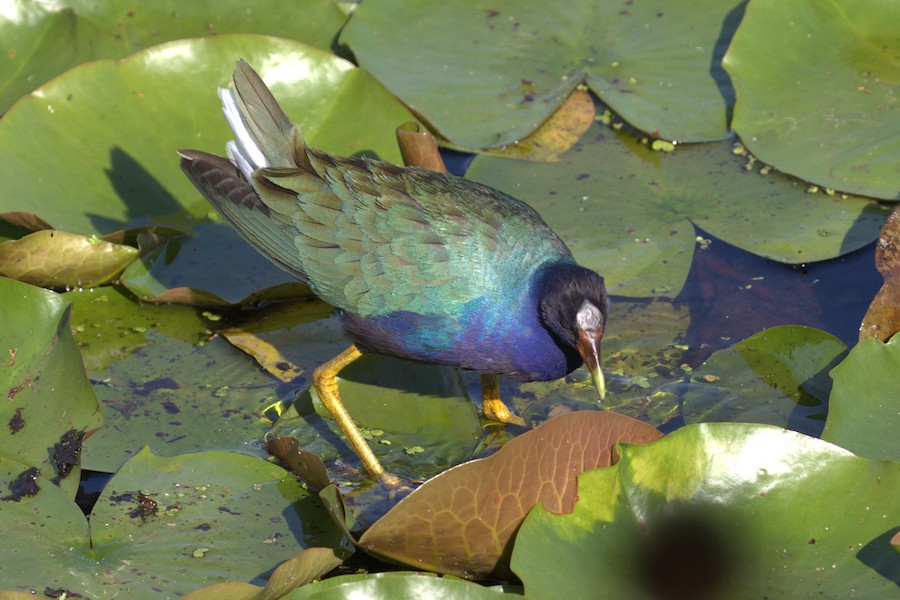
top-left (468, 124), bottom-right (888, 297)
top-left (823, 333), bottom-right (900, 462)
top-left (182, 546), bottom-right (348, 600)
top-left (0, 34), bottom-right (416, 237)
top-left (513, 423), bottom-right (900, 599)
top-left (276, 571), bottom-right (523, 599)
top-left (0, 278), bottom-right (102, 498)
top-left (0, 0), bottom-right (349, 113)
top-left (724, 0), bottom-right (900, 199)
top-left (0, 447), bottom-right (347, 597)
top-left (343, 0), bottom-right (743, 146)
top-left (119, 221), bottom-right (306, 306)
top-left (0, 229), bottom-right (138, 289)
top-left (683, 326), bottom-right (847, 436)
top-left (359, 411), bottom-right (663, 579)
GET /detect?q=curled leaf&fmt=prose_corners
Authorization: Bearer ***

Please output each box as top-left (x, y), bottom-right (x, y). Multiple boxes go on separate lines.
top-left (481, 88), bottom-right (596, 162)
top-left (0, 230), bottom-right (138, 288)
top-left (860, 204), bottom-right (900, 341)
top-left (396, 123), bottom-right (448, 172)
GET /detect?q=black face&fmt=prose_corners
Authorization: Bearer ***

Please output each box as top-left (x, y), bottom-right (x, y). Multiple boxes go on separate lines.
top-left (538, 263), bottom-right (609, 348)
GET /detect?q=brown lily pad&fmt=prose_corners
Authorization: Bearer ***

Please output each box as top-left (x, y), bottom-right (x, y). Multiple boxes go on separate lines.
top-left (0, 229), bottom-right (138, 289)
top-left (860, 204), bottom-right (900, 342)
top-left (358, 411), bottom-right (663, 579)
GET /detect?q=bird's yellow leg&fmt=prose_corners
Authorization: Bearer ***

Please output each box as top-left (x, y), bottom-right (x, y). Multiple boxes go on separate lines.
top-left (313, 345), bottom-right (399, 485)
top-left (480, 374), bottom-right (525, 426)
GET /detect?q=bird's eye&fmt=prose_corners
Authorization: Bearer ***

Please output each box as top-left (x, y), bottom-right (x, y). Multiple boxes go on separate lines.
top-left (576, 300), bottom-right (602, 332)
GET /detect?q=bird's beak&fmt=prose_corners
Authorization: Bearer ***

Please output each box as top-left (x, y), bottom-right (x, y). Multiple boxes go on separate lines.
top-left (576, 326), bottom-right (606, 401)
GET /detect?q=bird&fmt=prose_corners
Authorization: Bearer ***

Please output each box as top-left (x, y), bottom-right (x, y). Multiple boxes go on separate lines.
top-left (179, 60), bottom-right (609, 484)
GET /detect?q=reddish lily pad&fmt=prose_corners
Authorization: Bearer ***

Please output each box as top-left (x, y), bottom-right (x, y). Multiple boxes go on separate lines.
top-left (359, 411), bottom-right (662, 578)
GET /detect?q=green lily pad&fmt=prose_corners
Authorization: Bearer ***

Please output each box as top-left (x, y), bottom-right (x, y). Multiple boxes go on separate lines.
top-left (284, 571), bottom-right (521, 599)
top-left (513, 423), bottom-right (900, 599)
top-left (0, 229), bottom-right (138, 288)
top-left (467, 123), bottom-right (888, 297)
top-left (274, 348), bottom-right (482, 481)
top-left (684, 326), bottom-right (848, 436)
top-left (64, 286), bottom-right (286, 473)
top-left (0, 0), bottom-right (347, 113)
top-left (823, 333), bottom-right (900, 461)
top-left (0, 447), bottom-right (347, 597)
top-left (724, 0), bottom-right (900, 200)
top-left (0, 278), bottom-right (102, 498)
top-left (0, 34), bottom-right (416, 236)
top-left (342, 0), bottom-right (743, 147)
top-left (119, 221), bottom-right (303, 305)
top-left (222, 302), bottom-right (482, 481)
top-left (514, 298), bottom-right (692, 426)
top-left (0, 1), bottom-right (111, 114)
top-left (183, 546), bottom-right (347, 600)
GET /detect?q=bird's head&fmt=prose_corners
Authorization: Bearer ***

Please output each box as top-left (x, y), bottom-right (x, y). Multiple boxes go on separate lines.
top-left (538, 263), bottom-right (610, 400)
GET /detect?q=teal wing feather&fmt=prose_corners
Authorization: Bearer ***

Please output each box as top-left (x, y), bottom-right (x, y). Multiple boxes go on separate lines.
top-left (181, 60), bottom-right (574, 319)
top-left (254, 149), bottom-right (574, 317)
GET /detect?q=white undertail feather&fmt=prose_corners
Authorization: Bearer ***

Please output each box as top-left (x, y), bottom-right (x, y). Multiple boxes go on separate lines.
top-left (218, 87), bottom-right (267, 182)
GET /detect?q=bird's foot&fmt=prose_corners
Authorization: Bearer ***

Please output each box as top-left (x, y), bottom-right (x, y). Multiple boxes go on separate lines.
top-left (484, 401), bottom-right (526, 426)
top-left (480, 373), bottom-right (526, 426)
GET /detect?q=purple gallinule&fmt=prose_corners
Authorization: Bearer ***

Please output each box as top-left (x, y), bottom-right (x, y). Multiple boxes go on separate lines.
top-left (180, 61), bottom-right (609, 483)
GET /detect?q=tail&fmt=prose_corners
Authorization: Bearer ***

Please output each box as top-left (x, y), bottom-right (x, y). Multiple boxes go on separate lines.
top-left (220, 60), bottom-right (311, 179)
top-left (177, 61), bottom-right (320, 280)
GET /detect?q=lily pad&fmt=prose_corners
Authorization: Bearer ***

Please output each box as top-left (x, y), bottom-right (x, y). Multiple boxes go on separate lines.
top-left (183, 546), bottom-right (347, 600)
top-left (0, 278), bottom-right (102, 498)
top-left (467, 123), bottom-right (888, 297)
top-left (513, 423), bottom-right (900, 599)
top-left (119, 221), bottom-right (304, 305)
top-left (0, 0), bottom-right (348, 113)
top-left (342, 0), bottom-right (744, 146)
top-left (360, 411), bottom-right (662, 579)
top-left (0, 34), bottom-right (416, 236)
top-left (63, 286), bottom-right (288, 473)
top-left (0, 447), bottom-right (346, 597)
top-left (277, 355), bottom-right (483, 482)
top-left (683, 326), bottom-right (848, 437)
top-left (514, 298), bottom-right (692, 427)
top-left (0, 229), bottom-right (138, 288)
top-left (823, 333), bottom-right (900, 461)
top-left (286, 571), bottom-right (522, 599)
top-left (723, 0), bottom-right (900, 200)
